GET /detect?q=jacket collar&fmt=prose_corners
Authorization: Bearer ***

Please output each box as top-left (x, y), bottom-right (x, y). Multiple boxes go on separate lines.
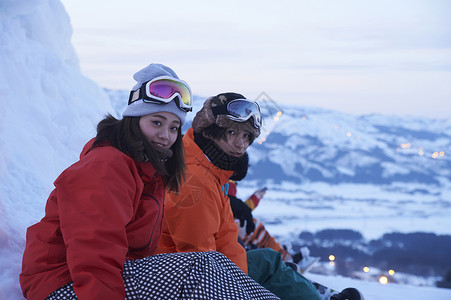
top-left (183, 128), bottom-right (234, 186)
top-left (81, 137), bottom-right (160, 183)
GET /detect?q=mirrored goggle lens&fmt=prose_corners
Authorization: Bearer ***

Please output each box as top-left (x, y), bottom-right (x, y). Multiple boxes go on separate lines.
top-left (146, 79), bottom-right (192, 109)
top-left (227, 100), bottom-right (262, 128)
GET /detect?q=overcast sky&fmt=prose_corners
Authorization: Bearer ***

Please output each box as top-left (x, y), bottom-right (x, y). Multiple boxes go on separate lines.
top-left (60, 0), bottom-right (451, 119)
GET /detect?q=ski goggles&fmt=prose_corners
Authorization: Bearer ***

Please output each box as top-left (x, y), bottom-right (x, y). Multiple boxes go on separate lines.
top-left (212, 99), bottom-right (262, 128)
top-left (128, 76), bottom-right (193, 112)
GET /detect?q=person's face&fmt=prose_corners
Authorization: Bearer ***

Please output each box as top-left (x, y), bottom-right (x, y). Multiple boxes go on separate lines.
top-left (212, 128), bottom-right (251, 157)
top-left (139, 111), bottom-right (180, 150)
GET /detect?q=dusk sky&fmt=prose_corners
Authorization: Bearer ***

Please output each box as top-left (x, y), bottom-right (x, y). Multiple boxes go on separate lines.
top-left (61, 0), bottom-right (451, 119)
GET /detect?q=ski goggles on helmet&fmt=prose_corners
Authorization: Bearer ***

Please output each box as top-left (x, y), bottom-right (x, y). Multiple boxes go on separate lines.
top-left (128, 76), bottom-right (193, 112)
top-left (212, 99), bottom-right (262, 128)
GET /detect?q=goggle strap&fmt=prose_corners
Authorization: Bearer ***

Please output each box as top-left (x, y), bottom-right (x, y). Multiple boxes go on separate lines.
top-left (128, 88), bottom-right (141, 105)
top-left (211, 105), bottom-right (229, 117)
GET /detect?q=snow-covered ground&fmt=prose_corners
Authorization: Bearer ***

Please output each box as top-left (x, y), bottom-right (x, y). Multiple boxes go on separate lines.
top-left (1, 1), bottom-right (450, 299)
top-left (308, 273), bottom-right (451, 300)
top-left (236, 182), bottom-right (451, 241)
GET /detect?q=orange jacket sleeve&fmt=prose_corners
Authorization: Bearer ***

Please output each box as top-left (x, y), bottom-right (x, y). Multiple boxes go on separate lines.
top-left (158, 166), bottom-right (248, 273)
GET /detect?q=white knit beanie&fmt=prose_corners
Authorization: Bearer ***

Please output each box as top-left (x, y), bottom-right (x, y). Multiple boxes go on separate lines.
top-left (122, 63), bottom-right (187, 125)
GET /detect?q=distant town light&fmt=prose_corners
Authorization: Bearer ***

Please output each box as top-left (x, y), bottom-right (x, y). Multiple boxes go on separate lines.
top-left (432, 152), bottom-right (439, 159)
top-left (401, 143), bottom-right (411, 148)
top-left (329, 255), bottom-right (335, 261)
top-left (329, 261), bottom-right (335, 267)
top-left (388, 269), bottom-right (395, 276)
top-left (439, 151), bottom-right (445, 156)
top-left (363, 267), bottom-right (370, 273)
top-left (347, 132), bottom-right (352, 137)
top-left (379, 276), bottom-right (388, 284)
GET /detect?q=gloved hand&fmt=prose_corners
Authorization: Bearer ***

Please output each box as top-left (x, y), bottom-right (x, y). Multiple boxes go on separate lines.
top-left (229, 195), bottom-right (255, 235)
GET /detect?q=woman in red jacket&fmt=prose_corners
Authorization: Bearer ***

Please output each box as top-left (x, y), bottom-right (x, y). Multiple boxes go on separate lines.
top-left (20, 64), bottom-right (277, 300)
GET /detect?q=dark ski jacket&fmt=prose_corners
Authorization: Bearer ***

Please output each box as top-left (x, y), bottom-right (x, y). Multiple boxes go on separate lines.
top-left (20, 138), bottom-right (165, 300)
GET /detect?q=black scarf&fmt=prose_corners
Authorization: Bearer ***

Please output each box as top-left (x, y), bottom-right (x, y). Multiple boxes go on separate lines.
top-left (194, 131), bottom-right (248, 181)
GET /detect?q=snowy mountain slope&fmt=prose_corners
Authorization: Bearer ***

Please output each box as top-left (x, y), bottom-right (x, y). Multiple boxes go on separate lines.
top-left (245, 103), bottom-right (451, 186)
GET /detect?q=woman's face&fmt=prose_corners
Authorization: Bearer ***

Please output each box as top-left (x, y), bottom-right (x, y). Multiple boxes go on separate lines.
top-left (213, 128), bottom-right (251, 157)
top-left (139, 112), bottom-right (180, 149)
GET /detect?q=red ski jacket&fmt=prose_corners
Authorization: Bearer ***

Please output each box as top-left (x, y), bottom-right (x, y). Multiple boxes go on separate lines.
top-left (20, 138), bottom-right (166, 300)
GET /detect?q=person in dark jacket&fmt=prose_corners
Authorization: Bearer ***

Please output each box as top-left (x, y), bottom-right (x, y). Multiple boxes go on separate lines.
top-left (20, 64), bottom-right (278, 300)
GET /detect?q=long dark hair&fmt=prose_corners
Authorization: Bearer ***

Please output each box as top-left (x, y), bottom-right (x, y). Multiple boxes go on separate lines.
top-left (93, 114), bottom-right (185, 192)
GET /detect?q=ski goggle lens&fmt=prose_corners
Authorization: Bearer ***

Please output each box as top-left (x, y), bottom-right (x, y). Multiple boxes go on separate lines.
top-left (226, 99), bottom-right (262, 128)
top-left (128, 76), bottom-right (192, 112)
top-left (146, 79), bottom-right (192, 109)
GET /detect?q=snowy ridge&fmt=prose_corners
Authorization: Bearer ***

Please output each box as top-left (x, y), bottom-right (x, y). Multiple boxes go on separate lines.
top-left (246, 102), bottom-right (451, 186)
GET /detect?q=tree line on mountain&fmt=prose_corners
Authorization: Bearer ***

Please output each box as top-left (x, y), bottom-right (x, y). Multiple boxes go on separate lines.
top-left (290, 229), bottom-right (451, 288)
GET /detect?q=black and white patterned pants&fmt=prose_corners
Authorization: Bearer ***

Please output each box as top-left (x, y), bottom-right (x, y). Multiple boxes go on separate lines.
top-left (46, 251), bottom-right (279, 299)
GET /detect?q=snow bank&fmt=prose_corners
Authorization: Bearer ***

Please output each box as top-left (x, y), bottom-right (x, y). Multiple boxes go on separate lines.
top-left (0, 0), bottom-right (112, 297)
